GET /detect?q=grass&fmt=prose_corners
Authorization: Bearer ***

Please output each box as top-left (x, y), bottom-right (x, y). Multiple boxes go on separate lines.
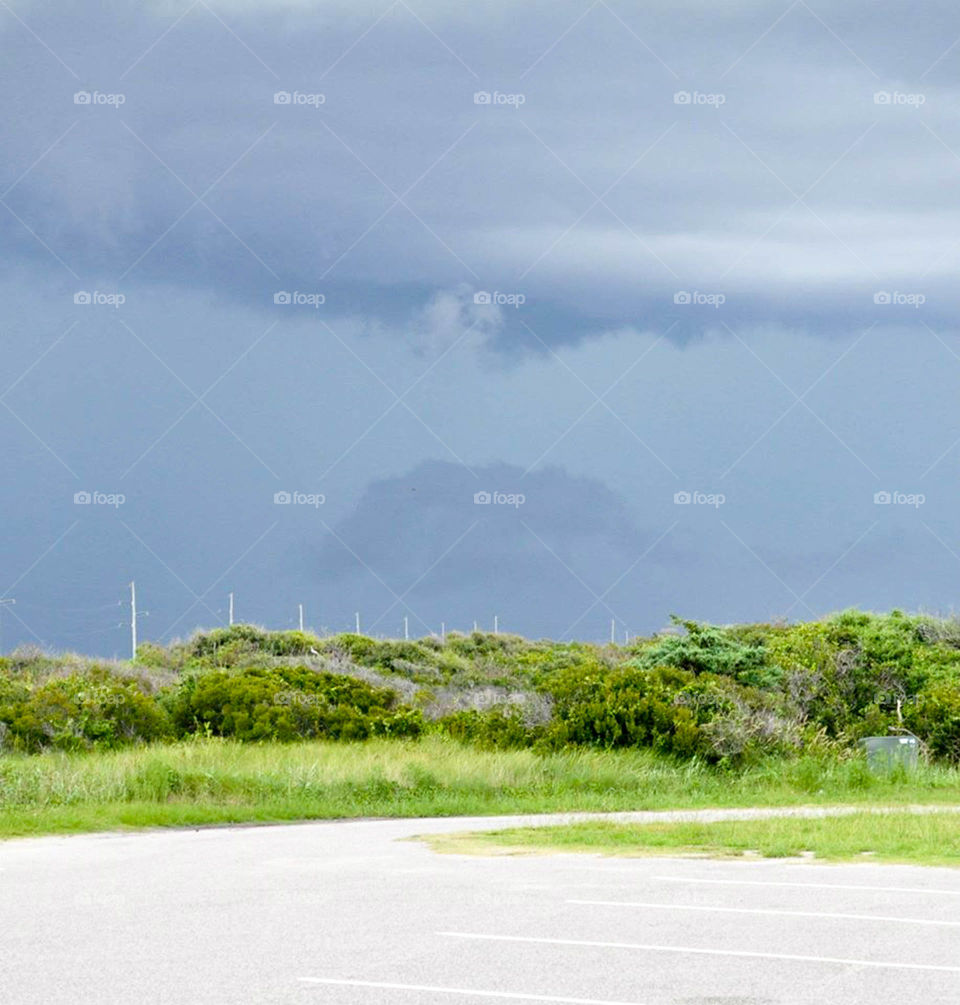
top-left (422, 811), bottom-right (960, 867)
top-left (3, 735), bottom-right (960, 839)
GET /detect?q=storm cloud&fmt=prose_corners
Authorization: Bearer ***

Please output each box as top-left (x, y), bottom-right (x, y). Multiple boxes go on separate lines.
top-left (2, 0), bottom-right (960, 651)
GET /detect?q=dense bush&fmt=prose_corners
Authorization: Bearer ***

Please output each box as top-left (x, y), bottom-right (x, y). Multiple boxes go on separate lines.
top-left (544, 664), bottom-right (705, 756)
top-left (444, 631), bottom-right (529, 660)
top-left (905, 683), bottom-right (960, 762)
top-left (6, 610), bottom-right (960, 762)
top-left (324, 634), bottom-right (468, 683)
top-left (437, 707), bottom-right (542, 749)
top-left (0, 667), bottom-right (171, 752)
top-left (511, 644), bottom-right (616, 690)
top-left (634, 618), bottom-right (778, 688)
top-left (764, 611), bottom-right (930, 739)
top-left (188, 625), bottom-right (321, 662)
top-left (539, 663), bottom-right (792, 761)
top-left (169, 665), bottom-right (422, 742)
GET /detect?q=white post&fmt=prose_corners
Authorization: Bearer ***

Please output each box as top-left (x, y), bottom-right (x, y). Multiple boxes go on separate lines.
top-left (228, 592), bottom-right (234, 626)
top-left (610, 618), bottom-right (615, 644)
top-left (298, 603), bottom-right (304, 632)
top-left (493, 615), bottom-right (498, 634)
top-left (440, 622), bottom-right (445, 643)
top-left (355, 611), bottom-right (360, 634)
top-left (130, 581), bottom-right (137, 661)
top-left (403, 616), bottom-right (409, 640)
top-left (473, 620), bottom-right (477, 632)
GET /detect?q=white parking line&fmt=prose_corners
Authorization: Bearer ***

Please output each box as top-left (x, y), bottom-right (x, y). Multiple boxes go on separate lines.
top-left (569, 898), bottom-right (960, 927)
top-left (299, 978), bottom-right (647, 1004)
top-left (438, 932), bottom-right (960, 973)
top-left (651, 875), bottom-right (960, 896)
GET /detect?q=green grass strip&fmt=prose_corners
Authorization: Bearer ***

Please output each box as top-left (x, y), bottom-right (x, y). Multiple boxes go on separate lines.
top-left (425, 811), bottom-right (960, 866)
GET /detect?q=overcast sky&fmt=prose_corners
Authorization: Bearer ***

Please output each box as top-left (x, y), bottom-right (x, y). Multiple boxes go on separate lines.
top-left (3, 0), bottom-right (960, 654)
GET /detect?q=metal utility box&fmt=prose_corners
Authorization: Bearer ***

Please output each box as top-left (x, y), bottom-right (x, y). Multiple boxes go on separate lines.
top-left (859, 735), bottom-right (919, 771)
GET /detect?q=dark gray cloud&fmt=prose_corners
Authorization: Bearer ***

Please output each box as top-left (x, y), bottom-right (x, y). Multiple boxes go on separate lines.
top-left (313, 460), bottom-right (643, 636)
top-left (6, 1), bottom-right (960, 338)
top-left (3, 1), bottom-right (960, 652)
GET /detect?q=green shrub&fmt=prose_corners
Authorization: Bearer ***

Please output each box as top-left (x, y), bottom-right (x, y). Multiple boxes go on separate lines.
top-left (764, 611), bottom-right (931, 737)
top-left (911, 645), bottom-right (960, 687)
top-left (443, 632), bottom-right (529, 661)
top-left (512, 644), bottom-right (614, 691)
top-left (905, 683), bottom-right (960, 762)
top-left (0, 667), bottom-right (171, 752)
top-left (187, 625), bottom-right (323, 662)
top-left (436, 707), bottom-right (542, 749)
top-left (169, 665), bottom-right (423, 742)
top-left (323, 634), bottom-right (470, 683)
top-left (635, 618), bottom-right (778, 688)
top-left (545, 665), bottom-right (708, 758)
top-left (543, 661), bottom-right (802, 764)
top-left (134, 642), bottom-right (173, 668)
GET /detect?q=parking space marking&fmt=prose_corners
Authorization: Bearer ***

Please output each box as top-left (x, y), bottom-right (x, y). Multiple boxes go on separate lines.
top-left (299, 978), bottom-right (647, 1003)
top-left (569, 898), bottom-right (960, 927)
top-left (651, 875), bottom-right (960, 896)
top-left (439, 932), bottom-right (960, 973)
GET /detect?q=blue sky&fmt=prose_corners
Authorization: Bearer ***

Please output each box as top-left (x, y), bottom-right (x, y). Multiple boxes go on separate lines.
top-left (2, 0), bottom-right (960, 654)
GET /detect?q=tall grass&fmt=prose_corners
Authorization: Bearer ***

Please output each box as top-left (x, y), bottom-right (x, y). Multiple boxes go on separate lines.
top-left (3, 736), bottom-right (960, 838)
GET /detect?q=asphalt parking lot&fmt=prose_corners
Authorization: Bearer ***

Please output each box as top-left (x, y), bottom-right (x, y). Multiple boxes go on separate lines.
top-left (1, 811), bottom-right (958, 1004)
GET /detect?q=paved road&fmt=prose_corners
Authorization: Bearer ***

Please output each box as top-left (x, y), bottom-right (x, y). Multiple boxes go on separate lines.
top-left (2, 808), bottom-right (959, 1004)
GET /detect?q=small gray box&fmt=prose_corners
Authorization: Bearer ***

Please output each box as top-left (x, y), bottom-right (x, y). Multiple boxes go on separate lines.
top-left (858, 735), bottom-right (919, 771)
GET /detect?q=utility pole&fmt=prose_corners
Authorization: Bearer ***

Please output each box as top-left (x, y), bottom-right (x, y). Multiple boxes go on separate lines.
top-left (228, 592), bottom-right (234, 626)
top-left (610, 619), bottom-right (615, 644)
top-left (440, 622), bottom-right (445, 643)
top-left (493, 615), bottom-right (498, 634)
top-left (355, 611), bottom-right (360, 634)
top-left (0, 598), bottom-right (15, 655)
top-left (298, 603), bottom-right (304, 632)
top-left (403, 616), bottom-right (409, 640)
top-left (473, 620), bottom-right (477, 633)
top-left (130, 581), bottom-right (137, 661)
